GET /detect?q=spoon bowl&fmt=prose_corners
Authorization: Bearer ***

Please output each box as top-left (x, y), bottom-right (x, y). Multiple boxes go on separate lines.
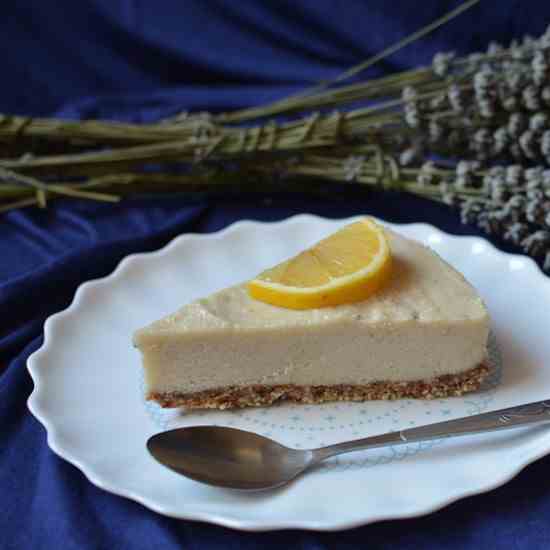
top-left (147, 426), bottom-right (312, 490)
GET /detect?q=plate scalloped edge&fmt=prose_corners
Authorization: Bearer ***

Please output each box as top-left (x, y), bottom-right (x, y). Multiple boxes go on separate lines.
top-left (26, 213), bottom-right (550, 531)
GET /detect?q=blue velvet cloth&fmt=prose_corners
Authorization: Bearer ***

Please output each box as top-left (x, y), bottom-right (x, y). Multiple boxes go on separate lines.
top-left (3, 2), bottom-right (550, 548)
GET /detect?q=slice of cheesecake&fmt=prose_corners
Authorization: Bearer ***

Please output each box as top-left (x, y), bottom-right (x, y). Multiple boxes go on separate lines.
top-left (133, 228), bottom-right (490, 409)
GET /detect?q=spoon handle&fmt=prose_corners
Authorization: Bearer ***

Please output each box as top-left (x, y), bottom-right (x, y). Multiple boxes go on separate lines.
top-left (312, 398), bottom-right (550, 461)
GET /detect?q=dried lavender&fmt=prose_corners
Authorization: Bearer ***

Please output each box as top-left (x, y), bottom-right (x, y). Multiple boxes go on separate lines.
top-left (460, 199), bottom-right (484, 225)
top-left (402, 86), bottom-right (421, 128)
top-left (0, 8), bottom-right (549, 278)
top-left (522, 230), bottom-right (550, 256)
top-left (504, 222), bottom-right (530, 245)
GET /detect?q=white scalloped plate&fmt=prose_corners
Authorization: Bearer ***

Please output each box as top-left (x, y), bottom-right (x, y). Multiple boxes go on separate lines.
top-left (27, 215), bottom-right (550, 531)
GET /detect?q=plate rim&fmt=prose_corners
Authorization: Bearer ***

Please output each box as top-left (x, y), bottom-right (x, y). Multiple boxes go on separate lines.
top-left (26, 213), bottom-right (550, 531)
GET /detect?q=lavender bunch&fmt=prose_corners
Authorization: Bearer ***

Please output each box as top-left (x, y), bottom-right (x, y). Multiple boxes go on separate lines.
top-left (1, 0), bottom-right (550, 278)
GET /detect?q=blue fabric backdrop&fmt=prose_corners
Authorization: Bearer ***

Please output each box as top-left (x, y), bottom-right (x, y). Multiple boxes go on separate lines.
top-left (2, 1), bottom-right (550, 548)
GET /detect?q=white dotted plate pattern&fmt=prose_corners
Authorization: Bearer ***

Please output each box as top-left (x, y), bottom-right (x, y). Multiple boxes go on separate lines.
top-left (27, 215), bottom-right (550, 531)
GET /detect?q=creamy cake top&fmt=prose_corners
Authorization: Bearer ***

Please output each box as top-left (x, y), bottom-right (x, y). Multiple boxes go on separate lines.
top-left (134, 229), bottom-right (489, 342)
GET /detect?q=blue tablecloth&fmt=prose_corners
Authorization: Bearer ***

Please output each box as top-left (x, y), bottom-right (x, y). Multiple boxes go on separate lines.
top-left (2, 2), bottom-right (550, 548)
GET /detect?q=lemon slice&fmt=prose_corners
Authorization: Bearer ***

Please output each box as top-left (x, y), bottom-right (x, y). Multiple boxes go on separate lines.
top-left (247, 218), bottom-right (392, 310)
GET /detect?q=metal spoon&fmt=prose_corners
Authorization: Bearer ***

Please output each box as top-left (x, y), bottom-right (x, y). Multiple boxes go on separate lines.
top-left (147, 399), bottom-right (550, 490)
